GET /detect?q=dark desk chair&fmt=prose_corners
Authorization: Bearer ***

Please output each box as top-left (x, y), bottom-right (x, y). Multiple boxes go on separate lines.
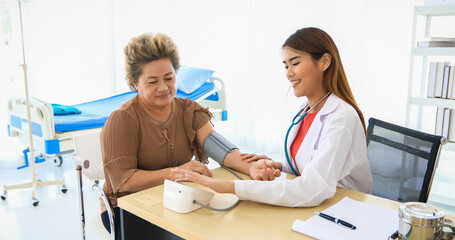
top-left (366, 118), bottom-right (445, 203)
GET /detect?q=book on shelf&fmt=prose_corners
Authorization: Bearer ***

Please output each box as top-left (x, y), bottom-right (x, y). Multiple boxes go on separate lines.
top-left (418, 41), bottom-right (455, 48)
top-left (417, 37), bottom-right (455, 48)
top-left (449, 108), bottom-right (455, 142)
top-left (424, 37), bottom-right (455, 42)
top-left (442, 66), bottom-right (451, 98)
top-left (427, 62), bottom-right (437, 98)
top-left (435, 107), bottom-right (444, 136)
top-left (433, 62), bottom-right (450, 98)
top-left (435, 107), bottom-right (451, 138)
top-left (448, 66), bottom-right (454, 99)
top-left (443, 108), bottom-right (451, 138)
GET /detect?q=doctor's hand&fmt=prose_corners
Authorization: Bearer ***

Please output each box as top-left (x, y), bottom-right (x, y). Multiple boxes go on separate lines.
top-left (171, 168), bottom-right (235, 194)
top-left (249, 160), bottom-right (281, 181)
top-left (241, 153), bottom-right (272, 163)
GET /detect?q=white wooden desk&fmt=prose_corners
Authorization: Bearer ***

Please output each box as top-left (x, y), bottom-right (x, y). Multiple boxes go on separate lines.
top-left (118, 168), bottom-right (454, 240)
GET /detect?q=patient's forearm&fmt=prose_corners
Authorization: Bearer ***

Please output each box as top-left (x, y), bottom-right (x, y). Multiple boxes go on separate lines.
top-left (223, 149), bottom-right (252, 175)
top-left (119, 168), bottom-right (172, 193)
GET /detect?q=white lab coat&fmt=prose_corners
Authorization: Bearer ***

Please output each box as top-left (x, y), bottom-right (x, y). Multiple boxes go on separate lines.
top-left (234, 94), bottom-right (373, 207)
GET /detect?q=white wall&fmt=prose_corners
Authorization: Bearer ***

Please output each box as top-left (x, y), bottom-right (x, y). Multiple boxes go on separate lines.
top-left (117, 0), bottom-right (420, 152)
top-left (121, 0), bottom-right (421, 152)
top-left (1, 0), bottom-right (422, 147)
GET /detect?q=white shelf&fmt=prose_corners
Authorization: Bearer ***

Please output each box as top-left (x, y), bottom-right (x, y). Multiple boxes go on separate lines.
top-left (414, 47), bottom-right (455, 56)
top-left (406, 5), bottom-right (455, 148)
top-left (410, 5), bottom-right (455, 208)
top-left (410, 97), bottom-right (455, 108)
top-left (443, 141), bottom-right (455, 151)
top-left (415, 5), bottom-right (455, 16)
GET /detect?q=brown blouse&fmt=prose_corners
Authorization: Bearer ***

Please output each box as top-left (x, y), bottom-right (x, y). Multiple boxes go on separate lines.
top-left (101, 96), bottom-right (212, 208)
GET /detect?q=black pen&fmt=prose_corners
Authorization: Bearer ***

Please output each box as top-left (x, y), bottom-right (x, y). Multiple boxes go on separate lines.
top-left (314, 212), bottom-right (357, 230)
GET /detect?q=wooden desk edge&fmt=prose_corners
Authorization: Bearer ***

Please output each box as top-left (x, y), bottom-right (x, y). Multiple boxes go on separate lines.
top-left (117, 168), bottom-right (455, 239)
top-left (118, 197), bottom-right (205, 240)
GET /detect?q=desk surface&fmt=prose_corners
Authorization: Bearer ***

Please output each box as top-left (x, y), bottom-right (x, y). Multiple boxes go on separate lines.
top-left (118, 168), bottom-right (454, 240)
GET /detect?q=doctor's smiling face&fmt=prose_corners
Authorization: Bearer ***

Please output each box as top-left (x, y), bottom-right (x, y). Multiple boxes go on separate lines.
top-left (283, 46), bottom-right (327, 99)
top-left (134, 58), bottom-right (177, 110)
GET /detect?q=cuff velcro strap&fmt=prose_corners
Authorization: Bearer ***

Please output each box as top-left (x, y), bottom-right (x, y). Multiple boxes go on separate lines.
top-left (203, 132), bottom-right (238, 166)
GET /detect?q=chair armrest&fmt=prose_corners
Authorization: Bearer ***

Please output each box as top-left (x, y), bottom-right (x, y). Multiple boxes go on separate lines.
top-left (72, 154), bottom-right (90, 170)
top-left (92, 184), bottom-right (116, 240)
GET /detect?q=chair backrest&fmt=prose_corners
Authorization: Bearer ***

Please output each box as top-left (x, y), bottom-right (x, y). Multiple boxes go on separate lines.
top-left (73, 130), bottom-right (104, 181)
top-left (366, 118), bottom-right (444, 203)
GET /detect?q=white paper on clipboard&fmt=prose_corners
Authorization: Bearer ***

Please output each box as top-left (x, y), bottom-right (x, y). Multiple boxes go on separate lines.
top-left (292, 197), bottom-right (399, 240)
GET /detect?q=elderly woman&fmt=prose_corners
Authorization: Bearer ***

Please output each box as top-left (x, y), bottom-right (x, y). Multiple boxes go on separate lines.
top-left (100, 33), bottom-right (279, 239)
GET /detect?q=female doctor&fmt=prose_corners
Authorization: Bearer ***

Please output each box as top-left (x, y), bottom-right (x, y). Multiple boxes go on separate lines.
top-left (173, 27), bottom-right (373, 207)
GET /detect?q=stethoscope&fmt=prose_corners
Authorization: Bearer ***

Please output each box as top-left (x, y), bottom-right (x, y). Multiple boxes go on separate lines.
top-left (284, 92), bottom-right (331, 176)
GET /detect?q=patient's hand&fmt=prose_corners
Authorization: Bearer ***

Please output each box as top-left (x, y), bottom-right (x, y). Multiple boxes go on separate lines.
top-left (172, 168), bottom-right (234, 194)
top-left (168, 160), bottom-right (213, 181)
top-left (249, 160), bottom-right (281, 181)
top-left (241, 153), bottom-right (272, 163)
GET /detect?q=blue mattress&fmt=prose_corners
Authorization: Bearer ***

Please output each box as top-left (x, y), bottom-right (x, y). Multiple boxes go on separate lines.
top-left (54, 82), bottom-right (217, 132)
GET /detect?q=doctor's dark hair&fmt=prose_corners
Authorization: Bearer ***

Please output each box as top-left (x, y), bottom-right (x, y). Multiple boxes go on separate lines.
top-left (124, 33), bottom-right (180, 91)
top-left (282, 27), bottom-right (366, 134)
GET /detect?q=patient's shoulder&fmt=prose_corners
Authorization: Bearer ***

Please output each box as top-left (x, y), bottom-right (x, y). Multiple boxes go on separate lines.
top-left (107, 96), bottom-right (140, 125)
top-left (117, 95), bottom-right (138, 111)
top-left (173, 98), bottom-right (207, 112)
top-left (107, 109), bottom-right (138, 126)
top-left (174, 97), bottom-right (212, 128)
top-left (174, 97), bottom-right (199, 107)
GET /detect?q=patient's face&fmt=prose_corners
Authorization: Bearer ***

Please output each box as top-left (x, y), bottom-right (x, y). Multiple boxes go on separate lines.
top-left (135, 58), bottom-right (177, 110)
top-left (282, 47), bottom-right (325, 98)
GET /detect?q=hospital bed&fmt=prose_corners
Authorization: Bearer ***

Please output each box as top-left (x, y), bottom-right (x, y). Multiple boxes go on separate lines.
top-left (7, 74), bottom-right (227, 167)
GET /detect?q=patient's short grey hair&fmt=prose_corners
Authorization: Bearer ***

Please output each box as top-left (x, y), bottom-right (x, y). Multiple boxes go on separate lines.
top-left (124, 33), bottom-right (180, 91)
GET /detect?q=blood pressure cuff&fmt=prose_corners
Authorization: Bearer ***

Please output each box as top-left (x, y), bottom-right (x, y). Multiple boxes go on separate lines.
top-left (203, 132), bottom-right (238, 166)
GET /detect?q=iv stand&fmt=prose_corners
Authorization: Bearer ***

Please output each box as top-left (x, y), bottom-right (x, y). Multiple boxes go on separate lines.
top-left (0, 0), bottom-right (66, 207)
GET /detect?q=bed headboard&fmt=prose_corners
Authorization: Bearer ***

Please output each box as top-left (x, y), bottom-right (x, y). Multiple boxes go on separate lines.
top-left (7, 97), bottom-right (56, 153)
